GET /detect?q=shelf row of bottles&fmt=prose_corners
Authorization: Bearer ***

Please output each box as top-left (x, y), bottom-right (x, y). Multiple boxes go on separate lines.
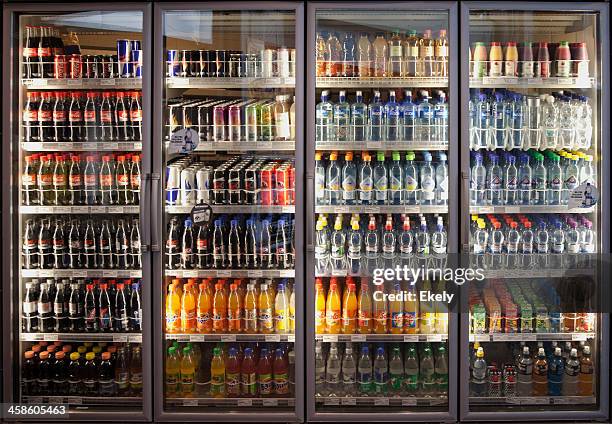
top-left (315, 277), bottom-right (448, 336)
top-left (316, 90), bottom-right (448, 144)
top-left (23, 90), bottom-right (143, 143)
top-left (166, 215), bottom-right (295, 271)
top-left (315, 214), bottom-right (447, 277)
top-left (469, 90), bottom-right (593, 151)
top-left (469, 280), bottom-right (596, 335)
top-left (166, 156), bottom-right (295, 207)
top-left (315, 29), bottom-right (448, 79)
top-left (23, 217), bottom-right (141, 270)
top-left (21, 341), bottom-right (143, 397)
top-left (23, 25), bottom-right (142, 80)
top-left (167, 95), bottom-right (295, 143)
top-left (470, 149), bottom-right (596, 207)
top-left (22, 153), bottom-right (141, 206)
top-left (164, 342), bottom-right (295, 399)
top-left (315, 151), bottom-right (448, 206)
top-left (165, 278), bottom-right (295, 335)
top-left (315, 341), bottom-right (449, 398)
top-left (470, 341), bottom-right (594, 398)
top-left (23, 278), bottom-right (142, 334)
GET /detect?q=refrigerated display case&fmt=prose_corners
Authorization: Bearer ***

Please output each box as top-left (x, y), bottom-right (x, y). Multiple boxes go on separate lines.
top-left (459, 2), bottom-right (609, 421)
top-left (306, 2), bottom-right (458, 421)
top-left (2, 3), bottom-right (152, 421)
top-left (152, 2), bottom-right (304, 422)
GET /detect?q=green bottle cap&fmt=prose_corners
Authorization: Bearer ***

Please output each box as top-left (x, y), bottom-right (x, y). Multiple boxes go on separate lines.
top-left (405, 151), bottom-right (416, 161)
top-left (377, 151), bottom-right (385, 161)
top-left (392, 151), bottom-right (400, 161)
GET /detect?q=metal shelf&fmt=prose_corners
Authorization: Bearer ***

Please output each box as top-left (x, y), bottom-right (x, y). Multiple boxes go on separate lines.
top-left (479, 267), bottom-right (595, 279)
top-left (165, 398), bottom-right (295, 407)
top-left (21, 205), bottom-right (140, 214)
top-left (22, 142), bottom-right (142, 152)
top-left (20, 332), bottom-right (142, 343)
top-left (189, 141), bottom-right (295, 152)
top-left (316, 396), bottom-right (448, 407)
top-left (22, 78), bottom-right (142, 90)
top-left (316, 141), bottom-right (448, 151)
top-left (21, 269), bottom-right (142, 278)
top-left (315, 333), bottom-right (447, 343)
top-left (316, 76), bottom-right (448, 88)
top-left (22, 395), bottom-right (142, 406)
top-left (166, 77), bottom-right (295, 89)
top-left (469, 396), bottom-right (597, 406)
top-left (165, 333), bottom-right (294, 343)
top-left (315, 205), bottom-right (448, 214)
top-left (470, 205), bottom-right (596, 214)
top-left (469, 76), bottom-right (595, 89)
top-left (165, 269), bottom-right (295, 278)
top-left (469, 332), bottom-right (596, 343)
top-left (166, 205), bottom-right (295, 214)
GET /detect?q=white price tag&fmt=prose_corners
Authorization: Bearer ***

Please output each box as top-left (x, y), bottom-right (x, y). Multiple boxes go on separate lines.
top-left (27, 396), bottom-right (43, 404)
top-left (572, 333), bottom-right (588, 341)
top-left (58, 142), bottom-right (73, 150)
top-left (113, 334), bottom-right (128, 342)
top-left (478, 207), bottom-right (494, 214)
top-left (83, 143), bottom-right (97, 150)
top-left (183, 399), bottom-right (198, 406)
top-left (190, 335), bottom-right (206, 342)
top-left (221, 335), bottom-right (236, 342)
top-left (184, 270), bottom-right (198, 278)
top-left (322, 335), bottom-right (338, 343)
top-left (553, 397), bottom-right (571, 404)
top-left (32, 79), bottom-right (48, 86)
top-left (100, 78), bottom-right (116, 86)
top-left (527, 78), bottom-right (543, 85)
top-left (248, 270), bottom-right (264, 278)
top-left (74, 270), bottom-right (87, 278)
top-left (128, 335), bottom-right (142, 343)
top-left (404, 335), bottom-right (419, 342)
top-left (262, 399), bottom-right (278, 407)
top-left (367, 142), bottom-right (382, 149)
top-left (107, 206), bottom-right (123, 214)
top-left (324, 398), bottom-right (340, 406)
top-left (558, 78), bottom-right (573, 85)
top-left (265, 334), bottom-right (281, 342)
top-left (67, 397), bottom-right (82, 405)
top-left (505, 207), bottom-right (520, 214)
top-left (364, 206), bottom-right (381, 214)
top-left (474, 334), bottom-right (490, 342)
top-left (351, 334), bottom-right (366, 342)
top-left (107, 143), bottom-right (119, 150)
top-left (237, 399), bottom-right (253, 407)
top-left (523, 334), bottom-right (537, 341)
top-left (73, 206), bottom-right (89, 213)
top-left (335, 206), bottom-right (349, 214)
top-left (427, 334), bottom-right (443, 342)
top-left (288, 334), bottom-right (295, 342)
top-left (374, 398), bottom-right (389, 406)
top-left (103, 270), bottom-right (118, 278)
top-left (402, 398), bottom-right (417, 406)
top-left (134, 142), bottom-right (143, 150)
top-left (47, 334), bottom-right (59, 341)
top-left (67, 79), bottom-right (83, 87)
top-left (280, 270), bottom-right (295, 278)
top-left (217, 270), bottom-right (232, 278)
top-left (341, 398), bottom-right (357, 406)
top-left (281, 206), bottom-right (294, 213)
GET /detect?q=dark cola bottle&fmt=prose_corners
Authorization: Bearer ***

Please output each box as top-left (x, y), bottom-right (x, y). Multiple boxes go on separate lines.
top-left (52, 219), bottom-right (66, 269)
top-left (38, 26), bottom-right (54, 78)
top-left (100, 92), bottom-right (114, 140)
top-left (23, 219), bottom-right (39, 269)
top-left (38, 92), bottom-right (54, 142)
top-left (129, 91), bottom-right (142, 141)
top-left (23, 91), bottom-right (39, 142)
top-left (38, 219), bottom-right (53, 269)
top-left (68, 282), bottom-right (84, 332)
top-left (130, 219), bottom-right (142, 269)
top-left (84, 91), bottom-right (98, 141)
top-left (23, 26), bottom-right (39, 79)
top-left (115, 219), bottom-right (130, 269)
top-left (68, 91), bottom-right (83, 142)
top-left (84, 283), bottom-right (98, 332)
top-left (115, 91), bottom-right (131, 141)
top-left (52, 91), bottom-right (68, 142)
top-left (83, 219), bottom-right (97, 268)
top-left (99, 220), bottom-right (114, 269)
top-left (67, 219), bottom-right (82, 268)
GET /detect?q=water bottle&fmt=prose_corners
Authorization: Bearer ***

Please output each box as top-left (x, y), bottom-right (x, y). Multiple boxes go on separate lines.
top-left (470, 153), bottom-right (486, 205)
top-left (358, 345), bottom-right (373, 396)
top-left (399, 218), bottom-right (414, 267)
top-left (364, 220), bottom-right (380, 273)
top-left (432, 223), bottom-right (447, 255)
top-left (315, 343), bottom-right (326, 396)
top-left (506, 221), bottom-right (521, 268)
top-left (260, 219), bottom-right (273, 268)
top-left (469, 95), bottom-right (477, 149)
top-left (385, 90), bottom-right (401, 142)
top-left (401, 90), bottom-right (417, 142)
top-left (563, 154), bottom-right (579, 204)
top-left (473, 221), bottom-right (488, 255)
top-left (551, 221), bottom-right (565, 269)
top-left (580, 220), bottom-right (595, 253)
top-left (504, 154), bottom-right (518, 205)
top-left (532, 153), bottom-right (547, 205)
top-left (541, 95), bottom-right (559, 149)
top-left (389, 151), bottom-right (403, 204)
top-left (330, 219), bottom-right (346, 273)
top-left (315, 219), bottom-right (330, 275)
top-left (490, 222), bottom-right (505, 268)
top-left (525, 96), bottom-right (541, 149)
top-left (517, 154), bottom-right (532, 205)
top-left (389, 347), bottom-right (405, 396)
top-left (404, 152), bottom-right (419, 205)
top-left (326, 153), bottom-right (341, 205)
top-left (474, 93), bottom-right (490, 149)
top-left (347, 221), bottom-right (363, 276)
top-left (521, 221), bottom-right (535, 269)
top-left (369, 90), bottom-right (384, 142)
top-left (579, 155), bottom-right (595, 185)
top-left (316, 90), bottom-right (334, 141)
top-left (535, 221), bottom-right (549, 268)
top-left (486, 154), bottom-right (503, 205)
top-left (359, 154), bottom-right (374, 205)
top-left (341, 152), bottom-right (357, 205)
top-left (334, 90), bottom-right (350, 142)
top-left (420, 152), bottom-right (436, 205)
top-left (417, 92), bottom-right (433, 142)
top-left (434, 91), bottom-right (449, 142)
top-left (436, 152), bottom-right (448, 205)
top-left (315, 152), bottom-right (326, 205)
top-left (382, 221), bottom-right (396, 269)
top-left (326, 344), bottom-right (342, 396)
top-left (415, 223), bottom-right (430, 257)
top-left (558, 96), bottom-right (575, 149)
top-left (420, 345), bottom-right (436, 394)
top-left (516, 346), bottom-right (533, 396)
top-left (507, 93), bottom-right (525, 149)
top-left (490, 92), bottom-right (507, 149)
top-left (351, 91), bottom-right (367, 142)
top-left (342, 344), bottom-right (357, 396)
top-left (373, 151), bottom-right (388, 205)
top-left (575, 95), bottom-right (592, 149)
top-left (548, 154), bottom-right (563, 205)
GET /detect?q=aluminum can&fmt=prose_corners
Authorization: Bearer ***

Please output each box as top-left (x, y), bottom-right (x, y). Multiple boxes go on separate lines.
top-left (117, 39), bottom-right (131, 78)
top-left (167, 49), bottom-right (179, 77)
top-left (287, 164), bottom-right (295, 205)
top-left (101, 55), bottom-right (114, 78)
top-left (214, 50), bottom-right (226, 77)
top-left (180, 167), bottom-right (196, 206)
top-left (130, 40), bottom-right (141, 52)
top-left (132, 50), bottom-right (143, 78)
top-left (180, 50), bottom-right (191, 77)
top-left (261, 49), bottom-right (275, 78)
top-left (53, 55), bottom-right (66, 79)
top-left (213, 104), bottom-right (227, 141)
top-left (278, 48), bottom-right (290, 78)
top-left (260, 166), bottom-right (274, 205)
top-left (275, 166), bottom-right (289, 205)
top-left (69, 54), bottom-right (82, 79)
top-left (165, 165), bottom-right (181, 205)
top-left (84, 55), bottom-right (98, 78)
top-left (228, 167), bottom-right (242, 204)
top-left (228, 104), bottom-right (242, 142)
top-left (244, 167), bottom-right (258, 204)
top-left (212, 166), bottom-right (227, 204)
top-left (196, 166), bottom-right (212, 204)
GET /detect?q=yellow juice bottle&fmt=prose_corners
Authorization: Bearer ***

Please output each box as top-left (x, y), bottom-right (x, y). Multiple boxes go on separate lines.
top-left (373, 282), bottom-right (388, 334)
top-left (404, 283), bottom-right (419, 334)
top-left (357, 278), bottom-right (372, 334)
top-left (258, 283), bottom-right (274, 334)
top-left (325, 279), bottom-right (341, 334)
top-left (165, 346), bottom-right (180, 395)
top-left (389, 283), bottom-right (404, 334)
top-left (315, 278), bottom-right (327, 334)
top-left (165, 281), bottom-right (181, 333)
top-left (244, 283), bottom-right (258, 333)
top-left (181, 282), bottom-right (197, 333)
top-left (341, 281), bottom-right (357, 334)
top-left (197, 281), bottom-right (212, 333)
top-left (209, 347), bottom-right (225, 398)
top-left (180, 346), bottom-right (195, 395)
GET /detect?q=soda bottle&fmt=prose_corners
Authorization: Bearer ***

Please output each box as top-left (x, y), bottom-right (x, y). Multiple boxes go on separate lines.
top-left (67, 91), bottom-right (83, 142)
top-left (180, 346), bottom-right (195, 394)
top-left (241, 347), bottom-right (257, 397)
top-left (211, 220), bottom-right (225, 269)
top-left (314, 279), bottom-right (326, 334)
top-left (38, 92), bottom-right (54, 142)
top-left (192, 281), bottom-right (210, 334)
top-left (356, 345), bottom-right (372, 396)
top-left (130, 91), bottom-right (142, 141)
top-left (404, 345), bottom-right (419, 394)
top-left (471, 346), bottom-right (487, 396)
top-left (373, 284), bottom-right (388, 334)
top-left (325, 279), bottom-right (341, 334)
top-left (37, 281), bottom-right (53, 332)
top-left (98, 283), bottom-right (113, 331)
top-left (99, 92), bottom-right (114, 140)
top-left (22, 219), bottom-right (38, 269)
top-left (577, 345), bottom-right (593, 396)
top-left (209, 346), bottom-right (225, 397)
top-left (372, 346), bottom-right (388, 395)
top-left (53, 280), bottom-right (68, 332)
top-left (258, 283), bottom-right (274, 334)
top-left (166, 218), bottom-right (181, 269)
top-left (97, 351), bottom-right (115, 396)
top-left (114, 346), bottom-right (130, 395)
top-left (81, 351), bottom-right (97, 396)
top-left (66, 352), bottom-right (82, 395)
top-left (273, 348), bottom-right (290, 397)
top-left (211, 282), bottom-right (227, 333)
top-left (389, 346), bottom-right (404, 395)
top-left (128, 345), bottom-right (143, 395)
top-left (51, 92), bottom-right (67, 142)
top-left (22, 156), bottom-right (38, 205)
top-left (165, 346), bottom-right (180, 395)
top-left (51, 155), bottom-right (67, 205)
top-left (164, 280), bottom-right (181, 333)
top-left (341, 343), bottom-right (357, 396)
top-left (116, 92), bottom-right (131, 141)
top-left (23, 91), bottom-right (39, 142)
top-left (274, 283), bottom-right (289, 333)
top-left (37, 350), bottom-right (52, 395)
top-left (83, 91), bottom-right (98, 141)
top-left (420, 344), bottom-right (435, 394)
top-left (37, 154), bottom-right (53, 206)
top-left (341, 281), bottom-right (357, 334)
top-left (67, 282), bottom-right (83, 332)
top-left (224, 347), bottom-right (240, 397)
top-left (22, 282), bottom-right (39, 332)
top-left (99, 156), bottom-right (114, 205)
top-left (226, 283), bottom-right (241, 333)
top-left (50, 219), bottom-right (65, 269)
top-left (389, 283), bottom-right (404, 334)
top-left (23, 26), bottom-right (39, 79)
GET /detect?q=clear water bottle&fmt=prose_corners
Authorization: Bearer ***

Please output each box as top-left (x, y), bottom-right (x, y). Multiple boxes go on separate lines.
top-left (575, 95), bottom-right (592, 149)
top-left (431, 223), bottom-right (447, 255)
top-left (315, 152), bottom-right (327, 205)
top-left (504, 154), bottom-right (518, 205)
top-left (517, 154), bottom-right (532, 205)
top-left (359, 154), bottom-right (374, 205)
top-left (420, 152), bottom-right (436, 205)
top-left (558, 96), bottom-right (575, 149)
top-left (315, 342), bottom-right (326, 396)
top-left (435, 152), bottom-right (448, 205)
top-left (326, 153), bottom-right (341, 205)
top-left (535, 221), bottom-right (550, 268)
top-left (521, 221), bottom-right (535, 269)
top-left (326, 344), bottom-right (342, 396)
top-left (547, 154), bottom-right (563, 205)
top-left (342, 152), bottom-right (357, 205)
top-left (474, 93), bottom-right (490, 149)
top-left (541, 95), bottom-right (559, 149)
top-left (315, 219), bottom-right (330, 275)
top-left (507, 93), bottom-right (525, 149)
top-left (401, 90), bottom-right (417, 142)
top-left (563, 153), bottom-right (579, 204)
top-left (364, 220), bottom-right (380, 273)
top-left (490, 221), bottom-right (505, 268)
top-left (330, 218), bottom-right (346, 273)
top-left (486, 154), bottom-right (503, 205)
top-left (369, 90), bottom-right (384, 142)
top-left (398, 218), bottom-right (414, 267)
top-left (434, 90), bottom-right (448, 142)
top-left (417, 92), bottom-right (433, 142)
top-left (404, 152), bottom-right (419, 205)
top-left (389, 347), bottom-right (405, 396)
top-left (316, 90), bottom-right (334, 141)
top-left (420, 345), bottom-right (436, 394)
top-left (525, 96), bottom-right (541, 149)
top-left (473, 221), bottom-right (488, 255)
top-left (342, 344), bottom-right (357, 397)
top-left (358, 345), bottom-right (373, 396)
top-left (351, 91), bottom-right (367, 141)
top-left (373, 151), bottom-right (388, 205)
top-left (334, 90), bottom-right (350, 142)
top-left (385, 90), bottom-right (401, 142)
top-left (389, 151), bottom-right (403, 204)
top-left (470, 153), bottom-right (486, 205)
top-left (415, 223), bottom-right (430, 257)
top-left (490, 92), bottom-right (507, 149)
top-left (347, 221), bottom-right (363, 276)
top-left (373, 347), bottom-right (388, 395)
top-left (532, 153), bottom-right (547, 205)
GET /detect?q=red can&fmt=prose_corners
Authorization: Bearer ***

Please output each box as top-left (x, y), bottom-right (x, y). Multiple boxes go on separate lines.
top-left (287, 164), bottom-right (295, 205)
top-left (69, 54), bottom-right (82, 79)
top-left (275, 166), bottom-right (289, 206)
top-left (260, 166), bottom-right (273, 205)
top-left (53, 55), bottom-right (66, 79)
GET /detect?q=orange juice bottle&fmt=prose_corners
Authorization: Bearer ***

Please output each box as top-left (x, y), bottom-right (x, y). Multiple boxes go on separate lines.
top-left (373, 282), bottom-right (388, 334)
top-left (258, 283), bottom-right (274, 334)
top-left (197, 280), bottom-right (212, 333)
top-left (244, 283), bottom-right (258, 333)
top-left (181, 281), bottom-right (197, 333)
top-left (173, 279), bottom-right (183, 300)
top-left (389, 282), bottom-right (404, 334)
top-left (357, 278), bottom-right (372, 334)
top-left (325, 279), bottom-right (341, 334)
top-left (227, 283), bottom-right (242, 333)
top-left (341, 281), bottom-right (357, 334)
top-left (404, 284), bottom-right (419, 334)
top-left (315, 278), bottom-right (326, 334)
top-left (165, 281), bottom-right (181, 333)
top-left (212, 282), bottom-right (227, 333)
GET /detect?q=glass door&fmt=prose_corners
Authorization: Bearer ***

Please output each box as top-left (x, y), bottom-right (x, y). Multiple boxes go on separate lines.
top-left (2, 3), bottom-right (152, 421)
top-left (153, 3), bottom-right (304, 422)
top-left (460, 2), bottom-right (609, 421)
top-left (307, 2), bottom-right (458, 421)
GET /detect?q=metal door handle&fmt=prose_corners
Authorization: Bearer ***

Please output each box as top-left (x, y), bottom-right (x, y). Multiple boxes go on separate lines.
top-left (151, 173), bottom-right (161, 252)
top-left (306, 174), bottom-right (314, 251)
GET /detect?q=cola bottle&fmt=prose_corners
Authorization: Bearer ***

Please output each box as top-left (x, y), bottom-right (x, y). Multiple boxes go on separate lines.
top-left (130, 219), bottom-right (142, 269)
top-left (38, 282), bottom-right (53, 332)
top-left (52, 155), bottom-right (67, 205)
top-left (52, 219), bottom-right (66, 268)
top-left (38, 219), bottom-right (53, 269)
top-left (114, 283), bottom-right (129, 332)
top-left (166, 218), bottom-right (180, 269)
top-left (196, 224), bottom-right (209, 268)
top-left (53, 281), bottom-right (69, 332)
top-left (98, 283), bottom-right (113, 332)
top-left (37, 154), bottom-right (53, 205)
top-left (51, 27), bottom-right (64, 57)
top-left (116, 156), bottom-right (131, 205)
top-left (108, 280), bottom-right (117, 313)
top-left (23, 26), bottom-right (40, 79)
top-left (67, 156), bottom-right (82, 205)
top-left (68, 282), bottom-right (84, 332)
top-left (68, 91), bottom-right (83, 142)
top-left (83, 155), bottom-right (97, 205)
top-left (53, 92), bottom-right (68, 142)
top-left (38, 26), bottom-right (53, 78)
top-left (23, 91), bottom-right (39, 142)
top-left (99, 220), bottom-right (114, 268)
top-left (129, 91), bottom-right (142, 141)
top-left (100, 92), bottom-right (114, 140)
top-left (115, 92), bottom-right (131, 141)
top-left (84, 91), bottom-right (98, 141)
top-left (67, 219), bottom-right (82, 268)
top-left (23, 155), bottom-right (39, 205)
top-left (83, 219), bottom-right (97, 268)
top-left (129, 282), bottom-right (142, 331)
top-left (130, 155), bottom-right (141, 204)
top-left (23, 219), bottom-right (39, 269)
top-left (84, 283), bottom-right (98, 332)
top-left (23, 281), bottom-right (39, 332)
top-left (115, 219), bottom-right (129, 269)
top-left (99, 156), bottom-right (114, 205)
top-left (38, 92), bottom-right (54, 142)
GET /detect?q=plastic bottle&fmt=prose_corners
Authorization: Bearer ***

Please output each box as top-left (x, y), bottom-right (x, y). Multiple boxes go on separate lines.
top-left (517, 346), bottom-right (533, 396)
top-left (273, 348), bottom-right (290, 397)
top-left (577, 345), bottom-right (593, 396)
top-left (209, 347), bottom-right (225, 398)
top-left (330, 218), bottom-right (346, 273)
top-left (548, 154), bottom-right (563, 205)
top-left (258, 348), bottom-right (274, 397)
top-left (357, 279), bottom-right (372, 334)
top-left (404, 152), bottom-right (419, 205)
top-left (351, 91), bottom-right (367, 141)
top-left (212, 282), bottom-right (227, 333)
top-left (533, 153), bottom-right (547, 205)
top-left (369, 91), bottom-right (384, 141)
top-left (471, 346), bottom-right (487, 396)
top-left (165, 346), bottom-right (180, 394)
top-left (342, 282), bottom-right (357, 334)
top-left (315, 279), bottom-right (326, 334)
top-left (326, 279), bottom-right (341, 334)
top-left (548, 347), bottom-right (565, 396)
top-left (373, 346), bottom-right (388, 395)
top-left (389, 151), bottom-right (403, 204)
top-left (401, 91), bottom-right (417, 142)
top-left (241, 347), bottom-right (257, 397)
top-left (490, 92), bottom-right (507, 149)
top-left (541, 95), bottom-right (559, 149)
top-left (373, 284), bottom-right (388, 334)
top-left (342, 344), bottom-right (357, 396)
top-left (326, 153), bottom-right (341, 205)
top-left (316, 90), bottom-right (333, 142)
top-left (505, 155), bottom-right (518, 205)
top-left (487, 154), bottom-right (503, 205)
top-left (420, 152), bottom-right (436, 205)
top-left (274, 283), bottom-right (290, 333)
top-left (385, 91), bottom-right (401, 141)
top-left (474, 94), bottom-right (490, 149)
top-left (341, 152), bottom-right (357, 205)
top-left (315, 343), bottom-right (326, 396)
top-left (404, 345), bottom-right (419, 395)
top-left (417, 92), bottom-right (434, 142)
top-left (533, 347), bottom-right (548, 396)
top-left (373, 151), bottom-right (388, 205)
top-left (258, 283), bottom-right (274, 334)
top-left (562, 348), bottom-right (580, 396)
top-left (389, 346), bottom-right (404, 396)
top-left (334, 90), bottom-right (350, 142)
top-left (471, 153), bottom-right (486, 205)
top-left (436, 152), bottom-right (449, 205)
top-left (347, 221), bottom-right (362, 276)
top-left (357, 33), bottom-right (372, 78)
top-left (358, 345), bottom-right (373, 396)
top-left (326, 344), bottom-right (341, 396)
top-left (372, 33), bottom-right (388, 77)
top-left (435, 344), bottom-right (449, 396)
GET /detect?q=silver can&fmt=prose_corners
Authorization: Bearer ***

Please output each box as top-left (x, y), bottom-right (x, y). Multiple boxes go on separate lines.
top-left (261, 49), bottom-right (275, 78)
top-left (278, 48), bottom-right (290, 78)
top-left (196, 166), bottom-right (212, 204)
top-left (289, 49), bottom-right (296, 77)
top-left (165, 165), bottom-right (181, 205)
top-left (180, 167), bottom-right (196, 206)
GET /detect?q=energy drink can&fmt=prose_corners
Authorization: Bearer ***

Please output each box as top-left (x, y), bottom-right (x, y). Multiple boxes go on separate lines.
top-left (196, 166), bottom-right (212, 204)
top-left (180, 50), bottom-right (192, 77)
top-left (260, 166), bottom-right (274, 205)
top-left (167, 50), bottom-right (179, 77)
top-left (228, 167), bottom-right (242, 204)
top-left (117, 39), bottom-right (131, 78)
top-left (132, 50), bottom-right (143, 78)
top-left (180, 167), bottom-right (196, 206)
top-left (212, 166), bottom-right (227, 204)
top-left (165, 165), bottom-right (181, 205)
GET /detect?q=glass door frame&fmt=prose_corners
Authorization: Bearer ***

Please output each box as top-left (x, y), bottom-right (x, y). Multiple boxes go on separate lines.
top-left (458, 1), bottom-right (610, 421)
top-left (151, 2), bottom-right (305, 422)
top-left (2, 2), bottom-right (153, 422)
top-left (305, 1), bottom-right (459, 422)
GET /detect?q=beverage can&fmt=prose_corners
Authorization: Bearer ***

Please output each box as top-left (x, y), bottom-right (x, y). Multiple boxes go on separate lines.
top-left (278, 48), bottom-right (290, 78)
top-left (275, 166), bottom-right (289, 205)
top-left (228, 167), bottom-right (242, 204)
top-left (68, 54), bottom-right (82, 79)
top-left (228, 104), bottom-right (242, 142)
top-left (212, 166), bottom-right (226, 204)
top-left (180, 168), bottom-right (196, 206)
top-left (132, 50), bottom-right (143, 78)
top-left (165, 165), bottom-right (181, 205)
top-left (84, 55), bottom-right (98, 79)
top-left (261, 49), bottom-right (275, 78)
top-left (260, 166), bottom-right (274, 205)
top-left (117, 39), bottom-right (131, 78)
top-left (196, 166), bottom-right (212, 204)
top-left (53, 55), bottom-right (66, 79)
top-left (101, 55), bottom-right (114, 78)
top-left (244, 167), bottom-right (258, 204)
top-left (167, 50), bottom-right (179, 77)
top-left (180, 50), bottom-right (192, 77)
top-left (214, 50), bottom-right (226, 77)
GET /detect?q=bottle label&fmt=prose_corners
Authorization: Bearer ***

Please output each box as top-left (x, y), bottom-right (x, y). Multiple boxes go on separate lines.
top-left (390, 373), bottom-right (403, 390)
top-left (405, 175), bottom-right (418, 191)
top-left (22, 174), bottom-right (36, 187)
top-left (52, 110), bottom-right (66, 122)
top-left (118, 110), bottom-right (129, 122)
top-left (504, 61), bottom-right (517, 77)
top-left (435, 45), bottom-right (448, 58)
top-left (403, 311), bottom-right (417, 330)
top-left (241, 372), bottom-right (257, 396)
top-left (100, 174), bottom-right (113, 187)
top-left (39, 110), bottom-right (52, 122)
top-left (225, 371), bottom-right (240, 395)
top-left (23, 47), bottom-right (38, 58)
top-left (325, 310), bottom-right (340, 328)
top-left (37, 47), bottom-right (52, 57)
top-left (358, 372), bottom-right (372, 392)
top-left (99, 379), bottom-right (115, 396)
top-left (259, 308), bottom-right (273, 330)
top-left (23, 301), bottom-right (37, 313)
top-left (276, 112), bottom-right (290, 138)
top-left (101, 110), bottom-right (113, 123)
top-left (69, 110), bottom-right (82, 122)
top-left (274, 372), bottom-right (290, 395)
top-left (421, 176), bottom-right (435, 199)
top-left (506, 176), bottom-right (518, 190)
top-left (521, 61), bottom-right (534, 78)
top-left (130, 109), bottom-right (143, 122)
top-left (116, 372), bottom-right (129, 390)
top-left (24, 110), bottom-right (38, 122)
top-left (490, 61), bottom-right (502, 76)
top-left (181, 373), bottom-right (194, 387)
top-left (117, 173), bottom-right (129, 186)
top-left (405, 374), bottom-right (418, 390)
top-left (38, 301), bottom-right (51, 314)
top-left (557, 60), bottom-right (571, 77)
top-left (391, 311), bottom-right (403, 328)
top-left (53, 174), bottom-right (66, 186)
top-left (84, 110), bottom-right (96, 122)
top-left (130, 372), bottom-right (143, 388)
top-left (258, 373), bottom-right (273, 395)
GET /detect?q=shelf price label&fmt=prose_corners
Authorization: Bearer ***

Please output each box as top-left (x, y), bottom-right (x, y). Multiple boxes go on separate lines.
top-left (262, 399), bottom-right (278, 407)
top-left (237, 399), bottom-right (253, 407)
top-left (341, 398), bottom-right (356, 406)
top-left (402, 398), bottom-right (417, 406)
top-left (322, 335), bottom-right (338, 343)
top-left (324, 398), bottom-right (340, 406)
top-left (265, 334), bottom-right (281, 342)
top-left (183, 399), bottom-right (198, 406)
top-left (351, 334), bottom-right (366, 342)
top-left (404, 335), bottom-right (419, 342)
top-left (374, 398), bottom-right (389, 406)
top-left (221, 335), bottom-right (236, 342)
